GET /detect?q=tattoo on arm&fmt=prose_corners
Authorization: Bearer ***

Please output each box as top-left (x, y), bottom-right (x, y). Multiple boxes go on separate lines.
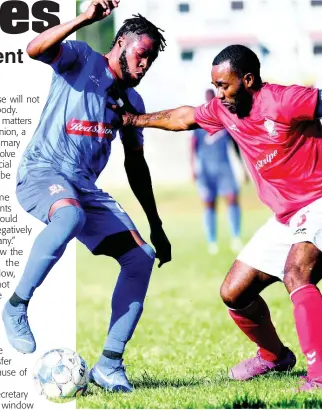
top-left (126, 110), bottom-right (172, 127)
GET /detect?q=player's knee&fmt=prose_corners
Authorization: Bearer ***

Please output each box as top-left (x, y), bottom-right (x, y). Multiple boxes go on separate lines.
top-left (141, 243), bottom-right (156, 263)
top-left (51, 206), bottom-right (86, 240)
top-left (283, 266), bottom-right (306, 293)
top-left (220, 281), bottom-right (239, 308)
top-left (132, 244), bottom-right (156, 273)
top-left (119, 244), bottom-right (155, 278)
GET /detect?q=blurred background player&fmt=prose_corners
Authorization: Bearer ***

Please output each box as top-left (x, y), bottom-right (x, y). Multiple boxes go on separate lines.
top-left (191, 89), bottom-right (247, 254)
top-left (2, 0), bottom-right (171, 393)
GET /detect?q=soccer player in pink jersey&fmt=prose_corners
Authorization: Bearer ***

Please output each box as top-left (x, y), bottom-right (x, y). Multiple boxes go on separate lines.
top-left (118, 44), bottom-right (322, 391)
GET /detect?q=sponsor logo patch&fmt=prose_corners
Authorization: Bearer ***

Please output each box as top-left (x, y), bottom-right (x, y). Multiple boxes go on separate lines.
top-left (294, 228), bottom-right (307, 235)
top-left (66, 119), bottom-right (113, 138)
top-left (49, 184), bottom-right (67, 195)
top-left (255, 150), bottom-right (278, 171)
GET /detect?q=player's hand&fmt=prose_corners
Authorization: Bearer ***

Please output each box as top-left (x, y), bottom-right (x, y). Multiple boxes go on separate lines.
top-left (83, 0), bottom-right (120, 22)
top-left (150, 226), bottom-right (172, 268)
top-left (107, 106), bottom-right (137, 128)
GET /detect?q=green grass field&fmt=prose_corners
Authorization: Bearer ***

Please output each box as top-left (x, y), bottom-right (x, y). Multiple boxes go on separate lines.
top-left (76, 184), bottom-right (322, 409)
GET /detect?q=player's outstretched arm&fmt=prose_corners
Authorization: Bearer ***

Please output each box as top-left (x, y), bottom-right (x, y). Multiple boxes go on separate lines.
top-left (26, 0), bottom-right (120, 59)
top-left (122, 106), bottom-right (198, 131)
top-left (123, 143), bottom-right (171, 268)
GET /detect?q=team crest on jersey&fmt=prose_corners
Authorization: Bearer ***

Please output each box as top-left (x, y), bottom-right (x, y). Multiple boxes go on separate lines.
top-left (66, 119), bottom-right (113, 138)
top-left (49, 184), bottom-right (67, 195)
top-left (264, 118), bottom-right (278, 137)
top-left (229, 124), bottom-right (240, 132)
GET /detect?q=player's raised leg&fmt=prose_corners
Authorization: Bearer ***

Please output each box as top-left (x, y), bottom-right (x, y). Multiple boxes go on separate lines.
top-left (3, 174), bottom-right (85, 354)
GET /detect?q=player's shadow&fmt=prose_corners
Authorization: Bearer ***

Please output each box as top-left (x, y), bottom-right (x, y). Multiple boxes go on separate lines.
top-left (82, 375), bottom-right (209, 398)
top-left (131, 371), bottom-right (211, 390)
top-left (289, 369), bottom-right (307, 377)
top-left (81, 371), bottom-right (212, 397)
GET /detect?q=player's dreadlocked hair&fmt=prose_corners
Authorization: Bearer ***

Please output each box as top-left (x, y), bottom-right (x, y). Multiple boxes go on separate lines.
top-left (110, 14), bottom-right (166, 58)
top-left (213, 45), bottom-right (262, 90)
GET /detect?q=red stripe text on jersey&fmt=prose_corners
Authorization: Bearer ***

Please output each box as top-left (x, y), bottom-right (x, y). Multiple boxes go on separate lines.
top-left (66, 119), bottom-right (113, 138)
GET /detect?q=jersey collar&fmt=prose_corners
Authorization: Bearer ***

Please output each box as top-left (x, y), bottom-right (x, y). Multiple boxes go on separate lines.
top-left (103, 56), bottom-right (119, 81)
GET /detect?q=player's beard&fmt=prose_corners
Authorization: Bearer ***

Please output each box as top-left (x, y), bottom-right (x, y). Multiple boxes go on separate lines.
top-left (119, 50), bottom-right (141, 88)
top-left (225, 83), bottom-right (253, 119)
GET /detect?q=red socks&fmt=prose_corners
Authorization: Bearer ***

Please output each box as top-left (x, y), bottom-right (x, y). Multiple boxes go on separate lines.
top-left (229, 296), bottom-right (284, 361)
top-left (229, 285), bottom-right (322, 379)
top-left (291, 284), bottom-right (322, 380)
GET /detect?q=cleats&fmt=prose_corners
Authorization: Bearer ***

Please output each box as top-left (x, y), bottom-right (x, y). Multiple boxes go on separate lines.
top-left (296, 376), bottom-right (322, 392)
top-left (208, 243), bottom-right (219, 255)
top-left (2, 301), bottom-right (36, 354)
top-left (89, 358), bottom-right (133, 392)
top-left (229, 347), bottom-right (296, 381)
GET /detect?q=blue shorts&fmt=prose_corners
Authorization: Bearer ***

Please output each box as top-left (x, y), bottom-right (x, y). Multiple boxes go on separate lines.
top-left (16, 169), bottom-right (138, 253)
top-left (196, 165), bottom-right (238, 202)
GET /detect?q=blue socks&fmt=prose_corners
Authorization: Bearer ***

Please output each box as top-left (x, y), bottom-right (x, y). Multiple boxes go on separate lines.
top-left (228, 203), bottom-right (241, 238)
top-left (103, 244), bottom-right (155, 355)
top-left (13, 204), bottom-right (156, 366)
top-left (203, 207), bottom-right (216, 244)
top-left (15, 206), bottom-right (86, 300)
top-left (203, 203), bottom-right (241, 247)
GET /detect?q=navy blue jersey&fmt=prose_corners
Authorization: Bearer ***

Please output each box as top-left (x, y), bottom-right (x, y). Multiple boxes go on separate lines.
top-left (18, 40), bottom-right (145, 184)
top-left (194, 128), bottom-right (232, 176)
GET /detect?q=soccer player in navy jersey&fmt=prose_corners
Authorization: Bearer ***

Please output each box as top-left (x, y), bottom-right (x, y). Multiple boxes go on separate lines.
top-left (2, 0), bottom-right (171, 392)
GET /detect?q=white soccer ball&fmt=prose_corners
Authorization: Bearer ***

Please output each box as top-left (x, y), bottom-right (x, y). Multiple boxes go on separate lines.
top-left (32, 348), bottom-right (89, 399)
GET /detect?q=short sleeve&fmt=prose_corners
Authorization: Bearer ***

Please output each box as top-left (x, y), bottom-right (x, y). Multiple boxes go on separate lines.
top-left (194, 99), bottom-right (224, 134)
top-left (280, 85), bottom-right (318, 124)
top-left (119, 89), bottom-right (145, 149)
top-left (36, 40), bottom-right (92, 74)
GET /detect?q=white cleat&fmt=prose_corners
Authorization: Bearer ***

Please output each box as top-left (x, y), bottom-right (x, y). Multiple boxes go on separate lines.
top-left (231, 237), bottom-right (243, 253)
top-left (208, 243), bottom-right (219, 255)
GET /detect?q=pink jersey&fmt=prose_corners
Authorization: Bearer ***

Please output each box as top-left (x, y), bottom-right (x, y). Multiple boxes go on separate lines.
top-left (195, 83), bottom-right (322, 224)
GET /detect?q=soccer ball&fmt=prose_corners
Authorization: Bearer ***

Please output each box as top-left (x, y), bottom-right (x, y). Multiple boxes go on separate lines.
top-left (32, 348), bottom-right (89, 399)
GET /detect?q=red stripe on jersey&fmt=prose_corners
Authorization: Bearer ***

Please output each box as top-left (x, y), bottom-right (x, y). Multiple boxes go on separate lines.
top-left (66, 119), bottom-right (113, 138)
